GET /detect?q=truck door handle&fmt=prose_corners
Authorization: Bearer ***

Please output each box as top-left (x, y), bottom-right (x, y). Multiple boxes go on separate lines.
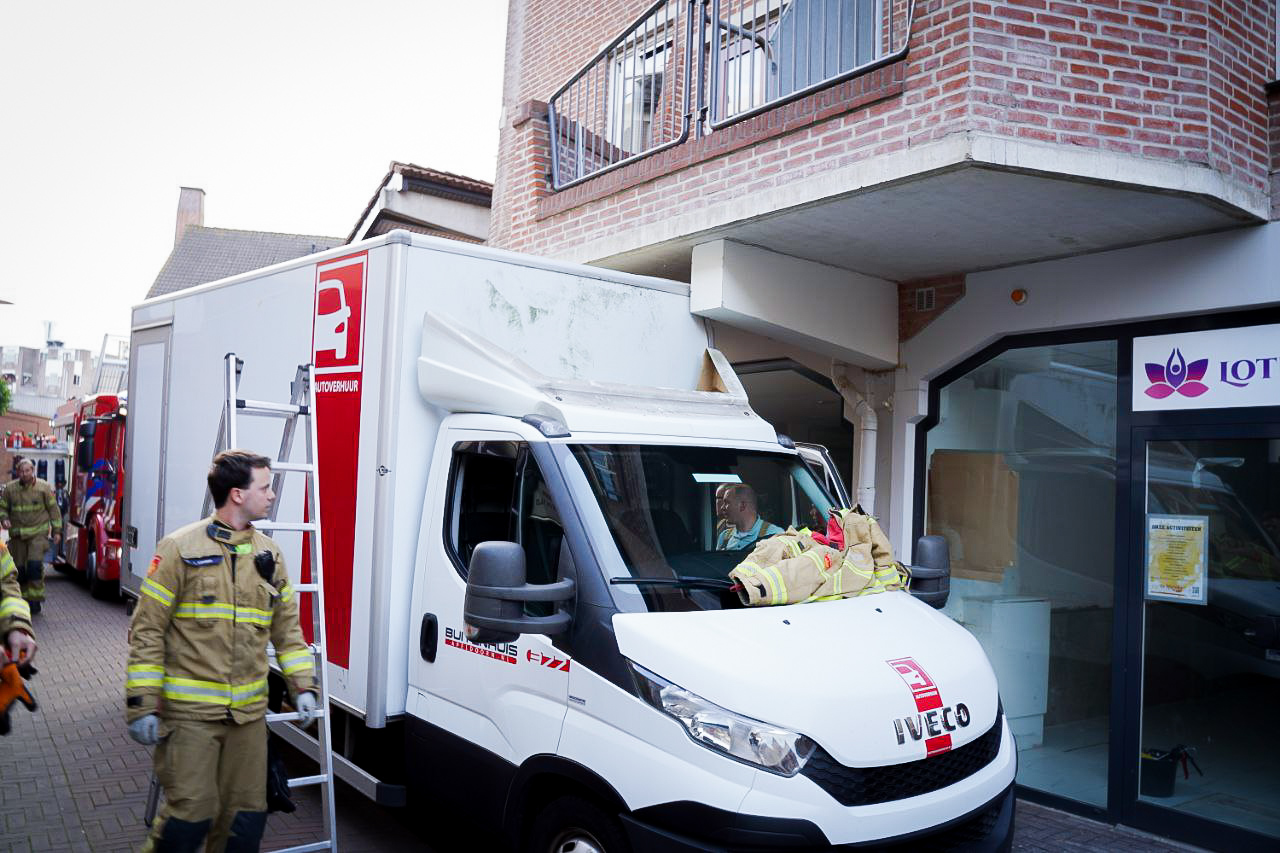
top-left (419, 613), bottom-right (438, 662)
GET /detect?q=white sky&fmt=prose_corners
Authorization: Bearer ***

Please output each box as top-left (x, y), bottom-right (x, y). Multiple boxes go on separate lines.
top-left (0, 1), bottom-right (509, 353)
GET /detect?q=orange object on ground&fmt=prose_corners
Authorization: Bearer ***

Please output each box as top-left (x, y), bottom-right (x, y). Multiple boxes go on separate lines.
top-left (0, 660), bottom-right (37, 735)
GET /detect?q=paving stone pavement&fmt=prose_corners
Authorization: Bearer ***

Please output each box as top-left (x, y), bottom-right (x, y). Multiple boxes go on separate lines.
top-left (1, 572), bottom-right (1211, 852)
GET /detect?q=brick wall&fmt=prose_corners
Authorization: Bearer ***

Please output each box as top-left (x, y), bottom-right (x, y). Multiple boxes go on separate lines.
top-left (899, 274), bottom-right (967, 341)
top-left (492, 0), bottom-right (1275, 260)
top-left (1269, 81), bottom-right (1280, 219)
top-left (0, 411), bottom-right (54, 480)
top-left (967, 0), bottom-right (1271, 192)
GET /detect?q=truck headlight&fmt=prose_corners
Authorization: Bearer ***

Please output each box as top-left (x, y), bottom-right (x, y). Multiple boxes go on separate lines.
top-left (628, 662), bottom-right (815, 776)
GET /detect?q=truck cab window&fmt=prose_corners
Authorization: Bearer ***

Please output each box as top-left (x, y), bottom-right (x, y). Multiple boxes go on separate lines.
top-left (445, 441), bottom-right (569, 605)
top-left (447, 441), bottom-right (520, 573)
top-left (568, 444), bottom-right (837, 614)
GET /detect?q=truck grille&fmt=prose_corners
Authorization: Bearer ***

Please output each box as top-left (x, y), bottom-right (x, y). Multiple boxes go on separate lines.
top-left (800, 708), bottom-right (1003, 806)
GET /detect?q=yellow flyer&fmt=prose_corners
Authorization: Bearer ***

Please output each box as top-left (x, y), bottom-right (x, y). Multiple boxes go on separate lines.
top-left (1145, 514), bottom-right (1208, 604)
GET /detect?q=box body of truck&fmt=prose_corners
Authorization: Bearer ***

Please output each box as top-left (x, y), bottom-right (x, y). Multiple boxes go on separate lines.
top-left (126, 232), bottom-right (1015, 851)
top-left (126, 232), bottom-right (708, 720)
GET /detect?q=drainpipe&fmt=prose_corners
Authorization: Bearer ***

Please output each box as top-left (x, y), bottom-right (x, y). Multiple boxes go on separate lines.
top-left (831, 361), bottom-right (877, 513)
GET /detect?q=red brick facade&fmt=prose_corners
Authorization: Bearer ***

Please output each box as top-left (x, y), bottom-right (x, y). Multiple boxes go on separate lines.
top-left (492, 0), bottom-right (1276, 262)
top-left (898, 274), bottom-right (967, 341)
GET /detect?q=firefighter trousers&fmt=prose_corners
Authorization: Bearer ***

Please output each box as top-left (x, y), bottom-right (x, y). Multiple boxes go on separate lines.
top-left (9, 534), bottom-right (47, 604)
top-left (141, 717), bottom-right (268, 853)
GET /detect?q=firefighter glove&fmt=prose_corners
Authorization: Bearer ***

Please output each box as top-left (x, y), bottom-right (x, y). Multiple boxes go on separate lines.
top-left (128, 713), bottom-right (159, 745)
top-left (294, 692), bottom-right (318, 727)
top-left (0, 661), bottom-right (36, 736)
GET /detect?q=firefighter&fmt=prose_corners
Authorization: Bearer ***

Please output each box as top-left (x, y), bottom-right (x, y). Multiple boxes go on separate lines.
top-left (1, 541), bottom-right (37, 663)
top-left (125, 450), bottom-right (317, 853)
top-left (0, 459), bottom-right (62, 613)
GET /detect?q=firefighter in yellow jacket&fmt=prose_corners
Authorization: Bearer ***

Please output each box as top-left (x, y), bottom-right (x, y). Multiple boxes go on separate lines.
top-left (126, 450), bottom-right (317, 853)
top-left (0, 459), bottom-right (62, 613)
top-left (1, 541), bottom-right (38, 663)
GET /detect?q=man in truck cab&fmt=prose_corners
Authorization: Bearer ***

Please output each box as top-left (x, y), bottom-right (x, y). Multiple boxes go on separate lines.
top-left (0, 459), bottom-right (62, 614)
top-left (715, 484), bottom-right (783, 550)
top-left (125, 450), bottom-right (318, 853)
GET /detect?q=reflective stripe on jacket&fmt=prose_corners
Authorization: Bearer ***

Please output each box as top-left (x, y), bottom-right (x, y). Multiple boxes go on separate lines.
top-left (0, 478), bottom-right (61, 538)
top-left (0, 542), bottom-right (33, 638)
top-left (729, 509), bottom-right (907, 606)
top-left (125, 516), bottom-right (315, 724)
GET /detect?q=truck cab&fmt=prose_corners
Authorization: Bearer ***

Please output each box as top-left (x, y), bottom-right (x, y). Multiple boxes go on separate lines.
top-left (404, 326), bottom-right (1015, 852)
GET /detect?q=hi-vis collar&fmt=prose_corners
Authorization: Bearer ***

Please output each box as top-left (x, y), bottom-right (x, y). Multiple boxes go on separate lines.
top-left (205, 517), bottom-right (255, 553)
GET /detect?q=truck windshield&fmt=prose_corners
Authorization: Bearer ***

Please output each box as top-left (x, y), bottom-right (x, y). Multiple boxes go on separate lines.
top-left (567, 444), bottom-right (838, 613)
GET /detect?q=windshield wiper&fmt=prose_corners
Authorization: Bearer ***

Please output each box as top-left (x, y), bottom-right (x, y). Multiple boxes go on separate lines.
top-left (610, 576), bottom-right (735, 590)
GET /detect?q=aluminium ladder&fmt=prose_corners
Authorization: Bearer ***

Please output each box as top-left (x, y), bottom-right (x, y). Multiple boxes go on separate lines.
top-left (217, 353), bottom-right (339, 853)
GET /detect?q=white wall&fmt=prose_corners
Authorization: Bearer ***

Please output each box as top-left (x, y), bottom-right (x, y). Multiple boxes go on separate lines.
top-left (692, 240), bottom-right (898, 368)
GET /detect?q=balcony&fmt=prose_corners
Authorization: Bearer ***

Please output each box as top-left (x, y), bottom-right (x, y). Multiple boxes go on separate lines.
top-left (528, 0), bottom-right (1272, 287)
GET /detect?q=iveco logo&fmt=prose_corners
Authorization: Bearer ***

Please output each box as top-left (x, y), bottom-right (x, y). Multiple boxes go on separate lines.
top-left (886, 656), bottom-right (964, 756)
top-left (893, 703), bottom-right (971, 745)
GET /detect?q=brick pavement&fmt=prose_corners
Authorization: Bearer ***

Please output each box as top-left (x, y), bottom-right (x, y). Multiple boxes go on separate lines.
top-left (1, 572), bottom-right (1210, 852)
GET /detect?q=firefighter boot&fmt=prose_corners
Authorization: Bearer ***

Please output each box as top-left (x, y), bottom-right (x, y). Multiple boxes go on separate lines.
top-left (22, 560), bottom-right (44, 613)
top-left (223, 811), bottom-right (267, 853)
top-left (142, 816), bottom-right (212, 853)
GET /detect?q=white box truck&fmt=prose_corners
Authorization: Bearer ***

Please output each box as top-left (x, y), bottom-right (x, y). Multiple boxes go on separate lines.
top-left (124, 232), bottom-right (1015, 852)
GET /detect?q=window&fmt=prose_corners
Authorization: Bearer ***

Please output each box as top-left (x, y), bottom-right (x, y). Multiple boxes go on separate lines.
top-left (444, 441), bottom-right (567, 607)
top-left (713, 0), bottom-right (882, 124)
top-left (925, 339), bottom-right (1117, 807)
top-left (567, 443), bottom-right (837, 613)
top-left (608, 43), bottom-right (666, 153)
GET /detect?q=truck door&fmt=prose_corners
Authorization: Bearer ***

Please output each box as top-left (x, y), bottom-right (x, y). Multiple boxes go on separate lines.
top-left (122, 323), bottom-right (172, 599)
top-left (407, 427), bottom-right (571, 778)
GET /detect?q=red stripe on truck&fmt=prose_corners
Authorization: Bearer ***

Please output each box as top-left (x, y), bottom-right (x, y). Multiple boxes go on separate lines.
top-left (302, 252), bottom-right (369, 669)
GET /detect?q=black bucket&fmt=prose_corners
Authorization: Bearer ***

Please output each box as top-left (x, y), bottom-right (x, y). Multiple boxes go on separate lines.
top-left (1140, 749), bottom-right (1178, 798)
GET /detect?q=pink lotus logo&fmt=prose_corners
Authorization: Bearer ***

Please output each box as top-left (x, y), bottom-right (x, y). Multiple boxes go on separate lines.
top-left (1145, 348), bottom-right (1208, 399)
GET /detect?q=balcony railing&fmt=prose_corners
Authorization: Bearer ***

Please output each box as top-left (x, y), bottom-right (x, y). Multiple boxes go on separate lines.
top-left (547, 0), bottom-right (914, 191)
top-left (548, 0), bottom-right (697, 191)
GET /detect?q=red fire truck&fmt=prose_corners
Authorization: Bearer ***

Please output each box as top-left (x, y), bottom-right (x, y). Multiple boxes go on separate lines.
top-left (63, 393), bottom-right (126, 599)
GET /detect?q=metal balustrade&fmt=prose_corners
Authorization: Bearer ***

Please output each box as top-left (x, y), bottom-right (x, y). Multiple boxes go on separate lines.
top-left (548, 0), bottom-right (697, 190)
top-left (547, 0), bottom-right (916, 190)
top-left (706, 0), bottom-right (913, 128)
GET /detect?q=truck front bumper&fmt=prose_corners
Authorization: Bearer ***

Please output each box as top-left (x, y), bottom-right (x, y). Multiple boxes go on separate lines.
top-left (621, 782), bottom-right (1015, 852)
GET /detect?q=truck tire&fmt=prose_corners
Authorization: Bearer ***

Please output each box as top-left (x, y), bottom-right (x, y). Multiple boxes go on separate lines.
top-left (86, 538), bottom-right (117, 601)
top-left (526, 795), bottom-right (631, 853)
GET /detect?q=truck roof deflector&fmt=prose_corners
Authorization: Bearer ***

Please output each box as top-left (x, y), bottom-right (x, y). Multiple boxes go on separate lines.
top-left (418, 310), bottom-right (567, 421)
top-left (418, 311), bottom-right (756, 429)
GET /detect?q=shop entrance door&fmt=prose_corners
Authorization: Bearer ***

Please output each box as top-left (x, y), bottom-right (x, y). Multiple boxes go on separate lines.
top-left (1126, 424), bottom-right (1280, 848)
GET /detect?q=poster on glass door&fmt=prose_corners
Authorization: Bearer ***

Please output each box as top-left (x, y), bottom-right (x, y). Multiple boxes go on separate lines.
top-left (1146, 514), bottom-right (1208, 604)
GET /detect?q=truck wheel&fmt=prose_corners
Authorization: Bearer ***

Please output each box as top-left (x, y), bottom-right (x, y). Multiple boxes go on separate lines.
top-left (527, 795), bottom-right (630, 853)
top-left (86, 542), bottom-right (116, 601)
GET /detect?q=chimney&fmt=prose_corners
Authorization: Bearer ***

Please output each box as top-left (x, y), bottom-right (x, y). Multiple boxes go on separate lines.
top-left (174, 187), bottom-right (205, 246)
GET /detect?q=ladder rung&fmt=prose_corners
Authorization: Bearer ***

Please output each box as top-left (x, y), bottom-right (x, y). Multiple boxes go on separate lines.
top-left (294, 583), bottom-right (319, 593)
top-left (238, 399), bottom-right (309, 416)
top-left (270, 461), bottom-right (314, 473)
top-left (265, 709), bottom-right (327, 724)
top-left (267, 841), bottom-right (333, 853)
top-left (255, 521), bottom-right (317, 532)
top-left (288, 774), bottom-right (330, 787)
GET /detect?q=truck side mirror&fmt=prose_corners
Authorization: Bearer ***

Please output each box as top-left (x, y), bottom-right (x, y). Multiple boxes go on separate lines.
top-left (907, 535), bottom-right (950, 609)
top-left (76, 421), bottom-right (97, 470)
top-left (463, 541), bottom-right (575, 645)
